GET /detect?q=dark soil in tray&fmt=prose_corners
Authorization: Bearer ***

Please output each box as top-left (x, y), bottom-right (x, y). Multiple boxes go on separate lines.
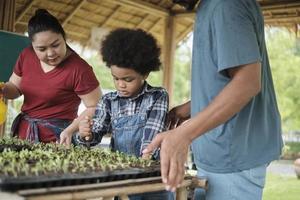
top-left (0, 144), bottom-right (32, 152)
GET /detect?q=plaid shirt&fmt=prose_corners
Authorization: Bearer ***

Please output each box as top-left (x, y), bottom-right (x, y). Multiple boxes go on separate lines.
top-left (81, 82), bottom-right (169, 155)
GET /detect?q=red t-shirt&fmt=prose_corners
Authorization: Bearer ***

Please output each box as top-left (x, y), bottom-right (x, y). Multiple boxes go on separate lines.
top-left (14, 46), bottom-right (99, 142)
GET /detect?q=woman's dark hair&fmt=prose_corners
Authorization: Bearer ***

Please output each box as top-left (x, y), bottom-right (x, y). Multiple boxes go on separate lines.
top-left (28, 9), bottom-right (66, 41)
top-left (101, 28), bottom-right (161, 76)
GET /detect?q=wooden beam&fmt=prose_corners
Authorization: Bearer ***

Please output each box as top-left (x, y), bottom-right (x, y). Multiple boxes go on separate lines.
top-left (262, 7), bottom-right (300, 14)
top-left (174, 11), bottom-right (195, 21)
top-left (265, 22), bottom-right (297, 27)
top-left (109, 0), bottom-right (169, 17)
top-left (135, 14), bottom-right (152, 29)
top-left (99, 5), bottom-right (121, 27)
top-left (173, 6), bottom-right (300, 26)
top-left (265, 16), bottom-right (300, 23)
top-left (66, 30), bottom-right (89, 39)
top-left (162, 16), bottom-right (176, 104)
top-left (176, 23), bottom-right (193, 44)
top-left (260, 2), bottom-right (300, 10)
top-left (16, 21), bottom-right (88, 39)
top-left (15, 0), bottom-right (36, 25)
top-left (62, 0), bottom-right (87, 27)
top-left (148, 18), bottom-right (163, 33)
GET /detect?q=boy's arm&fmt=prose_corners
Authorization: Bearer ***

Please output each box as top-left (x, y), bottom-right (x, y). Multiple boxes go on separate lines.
top-left (140, 90), bottom-right (169, 157)
top-left (76, 97), bottom-right (111, 146)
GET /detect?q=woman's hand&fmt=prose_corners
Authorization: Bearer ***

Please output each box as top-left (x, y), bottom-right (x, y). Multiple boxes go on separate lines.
top-left (79, 116), bottom-right (93, 138)
top-left (59, 130), bottom-right (73, 148)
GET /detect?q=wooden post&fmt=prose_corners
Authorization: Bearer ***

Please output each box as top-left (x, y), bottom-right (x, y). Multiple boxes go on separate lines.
top-left (162, 15), bottom-right (176, 105)
top-left (176, 187), bottom-right (188, 200)
top-left (119, 195), bottom-right (130, 200)
top-left (0, 0), bottom-right (15, 31)
top-left (0, 0), bottom-right (15, 137)
top-left (103, 197), bottom-right (114, 200)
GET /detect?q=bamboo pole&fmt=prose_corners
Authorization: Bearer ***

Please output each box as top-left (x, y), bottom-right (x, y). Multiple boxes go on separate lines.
top-left (162, 15), bottom-right (176, 105)
top-left (0, 0), bottom-right (15, 137)
top-left (17, 176), bottom-right (207, 200)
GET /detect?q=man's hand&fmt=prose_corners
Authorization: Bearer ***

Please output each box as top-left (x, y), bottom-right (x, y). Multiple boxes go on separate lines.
top-left (143, 128), bottom-right (191, 192)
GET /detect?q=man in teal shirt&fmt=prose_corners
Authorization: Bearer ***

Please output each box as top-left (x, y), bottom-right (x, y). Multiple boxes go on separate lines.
top-left (144, 0), bottom-right (283, 199)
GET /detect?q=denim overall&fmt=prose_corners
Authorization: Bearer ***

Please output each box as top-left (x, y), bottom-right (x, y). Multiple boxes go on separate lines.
top-left (111, 96), bottom-right (174, 200)
top-left (111, 95), bottom-right (148, 157)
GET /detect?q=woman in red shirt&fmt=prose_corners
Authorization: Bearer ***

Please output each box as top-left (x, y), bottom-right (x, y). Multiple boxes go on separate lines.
top-left (0, 9), bottom-right (101, 144)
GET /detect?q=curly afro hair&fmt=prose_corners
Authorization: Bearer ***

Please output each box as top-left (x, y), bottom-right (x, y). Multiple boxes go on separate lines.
top-left (101, 28), bottom-right (161, 76)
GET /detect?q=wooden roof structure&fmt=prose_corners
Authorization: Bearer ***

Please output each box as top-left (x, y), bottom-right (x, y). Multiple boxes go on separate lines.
top-left (1, 0), bottom-right (300, 99)
top-left (9, 0), bottom-right (300, 46)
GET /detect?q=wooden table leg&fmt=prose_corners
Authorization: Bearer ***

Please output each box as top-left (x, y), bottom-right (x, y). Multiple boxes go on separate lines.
top-left (102, 197), bottom-right (114, 200)
top-left (176, 186), bottom-right (188, 200)
top-left (119, 195), bottom-right (129, 200)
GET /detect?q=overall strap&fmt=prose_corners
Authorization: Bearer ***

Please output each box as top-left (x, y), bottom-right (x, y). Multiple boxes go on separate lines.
top-left (110, 98), bottom-right (119, 119)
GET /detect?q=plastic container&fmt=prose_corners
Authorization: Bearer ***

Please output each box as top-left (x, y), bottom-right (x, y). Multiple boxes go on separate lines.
top-left (0, 82), bottom-right (6, 125)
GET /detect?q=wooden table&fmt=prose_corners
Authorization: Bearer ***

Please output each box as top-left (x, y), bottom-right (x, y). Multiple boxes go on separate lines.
top-left (0, 175), bottom-right (207, 200)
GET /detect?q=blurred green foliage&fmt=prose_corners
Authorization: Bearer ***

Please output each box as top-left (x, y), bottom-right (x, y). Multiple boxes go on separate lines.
top-left (263, 173), bottom-right (300, 200)
top-left (266, 28), bottom-right (300, 132)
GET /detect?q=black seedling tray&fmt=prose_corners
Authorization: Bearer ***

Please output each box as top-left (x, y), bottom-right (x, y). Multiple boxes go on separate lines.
top-left (0, 167), bottom-right (161, 191)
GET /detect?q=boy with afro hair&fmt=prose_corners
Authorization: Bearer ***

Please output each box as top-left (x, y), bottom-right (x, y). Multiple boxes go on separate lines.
top-left (78, 28), bottom-right (173, 200)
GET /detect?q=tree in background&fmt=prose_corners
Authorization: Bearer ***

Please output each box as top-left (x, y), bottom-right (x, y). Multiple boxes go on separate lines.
top-left (266, 28), bottom-right (300, 132)
top-left (172, 38), bottom-right (192, 107)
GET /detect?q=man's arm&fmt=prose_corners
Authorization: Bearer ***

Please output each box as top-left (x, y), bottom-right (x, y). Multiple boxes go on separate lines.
top-left (183, 62), bottom-right (261, 142)
top-left (144, 61), bottom-right (261, 191)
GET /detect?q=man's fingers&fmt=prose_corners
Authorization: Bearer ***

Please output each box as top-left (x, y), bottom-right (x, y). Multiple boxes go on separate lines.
top-left (160, 144), bottom-right (170, 185)
top-left (142, 134), bottom-right (163, 154)
top-left (175, 160), bottom-right (185, 188)
top-left (166, 157), bottom-right (178, 191)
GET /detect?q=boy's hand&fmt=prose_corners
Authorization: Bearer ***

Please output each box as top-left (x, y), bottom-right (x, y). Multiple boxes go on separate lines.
top-left (79, 116), bottom-right (93, 138)
top-left (142, 152), bottom-right (152, 160)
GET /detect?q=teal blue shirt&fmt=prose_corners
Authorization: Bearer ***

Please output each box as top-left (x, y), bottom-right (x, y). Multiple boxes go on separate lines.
top-left (191, 0), bottom-right (283, 173)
